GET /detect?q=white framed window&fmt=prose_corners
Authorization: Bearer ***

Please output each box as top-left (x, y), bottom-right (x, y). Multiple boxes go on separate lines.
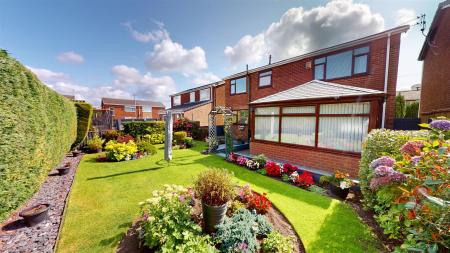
top-left (200, 88), bottom-right (210, 101)
top-left (124, 106), bottom-right (136, 112)
top-left (259, 71), bottom-right (272, 87)
top-left (190, 92), bottom-right (195, 102)
top-left (173, 95), bottom-right (181, 106)
top-left (143, 106), bottom-right (152, 113)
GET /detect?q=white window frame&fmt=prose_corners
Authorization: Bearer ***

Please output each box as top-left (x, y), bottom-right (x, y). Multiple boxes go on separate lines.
top-left (173, 95), bottom-right (181, 106)
top-left (190, 92), bottom-right (195, 102)
top-left (259, 71), bottom-right (272, 87)
top-left (143, 106), bottom-right (152, 113)
top-left (124, 106), bottom-right (136, 112)
top-left (200, 88), bottom-right (210, 101)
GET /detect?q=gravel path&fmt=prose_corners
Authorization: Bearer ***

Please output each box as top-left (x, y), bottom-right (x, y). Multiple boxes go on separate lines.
top-left (0, 153), bottom-right (83, 253)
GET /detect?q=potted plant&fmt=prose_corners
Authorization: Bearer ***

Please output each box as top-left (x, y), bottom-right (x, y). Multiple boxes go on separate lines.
top-left (194, 169), bottom-right (236, 233)
top-left (87, 134), bottom-right (105, 153)
top-left (72, 150), bottom-right (81, 157)
top-left (325, 170), bottom-right (354, 199)
top-left (19, 203), bottom-right (50, 226)
top-left (57, 162), bottom-right (71, 175)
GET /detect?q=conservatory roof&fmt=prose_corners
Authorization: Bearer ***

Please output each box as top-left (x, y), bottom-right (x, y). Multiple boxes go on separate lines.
top-left (250, 80), bottom-right (384, 105)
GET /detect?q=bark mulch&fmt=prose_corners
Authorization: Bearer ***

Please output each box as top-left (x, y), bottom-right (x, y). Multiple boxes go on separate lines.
top-left (0, 153), bottom-right (83, 253)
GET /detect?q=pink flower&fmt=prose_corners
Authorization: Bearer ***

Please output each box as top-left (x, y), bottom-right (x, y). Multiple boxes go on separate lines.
top-left (370, 156), bottom-right (395, 169)
top-left (400, 141), bottom-right (424, 156)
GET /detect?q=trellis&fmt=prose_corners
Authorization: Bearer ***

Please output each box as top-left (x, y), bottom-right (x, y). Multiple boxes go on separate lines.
top-left (208, 106), bottom-right (234, 154)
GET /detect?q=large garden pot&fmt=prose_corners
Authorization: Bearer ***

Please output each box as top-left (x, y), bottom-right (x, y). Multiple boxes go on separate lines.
top-left (19, 203), bottom-right (50, 226)
top-left (72, 150), bottom-right (81, 157)
top-left (202, 202), bottom-right (228, 234)
top-left (329, 183), bottom-right (350, 199)
top-left (57, 165), bottom-right (70, 175)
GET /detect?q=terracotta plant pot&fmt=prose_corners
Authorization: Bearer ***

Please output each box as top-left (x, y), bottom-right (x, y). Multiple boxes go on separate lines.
top-left (202, 202), bottom-right (228, 234)
top-left (19, 204), bottom-right (50, 226)
top-left (57, 166), bottom-right (70, 175)
top-left (329, 183), bottom-right (350, 199)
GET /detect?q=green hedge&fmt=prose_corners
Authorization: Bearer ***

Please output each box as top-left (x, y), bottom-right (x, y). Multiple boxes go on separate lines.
top-left (72, 102), bottom-right (93, 148)
top-left (358, 129), bottom-right (427, 208)
top-left (0, 51), bottom-right (77, 221)
top-left (123, 121), bottom-right (165, 137)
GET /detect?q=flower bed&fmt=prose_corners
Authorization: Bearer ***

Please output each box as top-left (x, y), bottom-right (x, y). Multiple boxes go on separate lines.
top-left (121, 183), bottom-right (304, 253)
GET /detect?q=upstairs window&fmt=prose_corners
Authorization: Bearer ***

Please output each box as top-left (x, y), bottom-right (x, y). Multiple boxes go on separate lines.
top-left (314, 46), bottom-right (370, 80)
top-left (173, 95), bottom-right (181, 106)
top-left (190, 92), bottom-right (195, 102)
top-left (143, 106), bottom-right (152, 113)
top-left (124, 106), bottom-right (136, 112)
top-left (230, 77), bottom-right (247, 94)
top-left (259, 71), bottom-right (272, 87)
top-left (200, 88), bottom-right (210, 101)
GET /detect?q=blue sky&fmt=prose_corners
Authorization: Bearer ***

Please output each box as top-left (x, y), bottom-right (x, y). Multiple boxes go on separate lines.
top-left (0, 0), bottom-right (439, 106)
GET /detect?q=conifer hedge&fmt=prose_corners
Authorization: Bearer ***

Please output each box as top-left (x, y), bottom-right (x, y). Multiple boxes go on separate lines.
top-left (72, 102), bottom-right (93, 148)
top-left (0, 50), bottom-right (77, 221)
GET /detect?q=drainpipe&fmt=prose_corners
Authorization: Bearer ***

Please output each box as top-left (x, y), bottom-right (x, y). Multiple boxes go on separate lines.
top-left (381, 32), bottom-right (391, 129)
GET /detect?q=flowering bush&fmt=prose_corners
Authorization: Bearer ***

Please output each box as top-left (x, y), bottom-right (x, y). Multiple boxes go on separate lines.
top-left (264, 161), bottom-right (282, 177)
top-left (292, 171), bottom-right (314, 188)
top-left (282, 163), bottom-right (298, 175)
top-left (238, 184), bottom-right (253, 203)
top-left (227, 152), bottom-right (238, 162)
top-left (400, 140), bottom-right (424, 156)
top-left (104, 140), bottom-right (138, 162)
top-left (117, 134), bottom-right (134, 143)
top-left (247, 192), bottom-right (272, 214)
top-left (370, 156), bottom-right (396, 169)
top-left (325, 170), bottom-right (354, 190)
top-left (245, 159), bottom-right (260, 170)
top-left (173, 118), bottom-right (194, 136)
top-left (237, 156), bottom-right (248, 166)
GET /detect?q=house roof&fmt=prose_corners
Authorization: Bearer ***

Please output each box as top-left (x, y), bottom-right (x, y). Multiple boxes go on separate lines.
top-left (225, 25), bottom-right (409, 80)
top-left (101, 97), bottom-right (164, 108)
top-left (250, 80), bottom-right (384, 105)
top-left (63, 95), bottom-right (75, 100)
top-left (397, 89), bottom-right (421, 101)
top-left (419, 0), bottom-right (450, 60)
top-left (170, 81), bottom-right (225, 97)
top-left (168, 100), bottom-right (211, 113)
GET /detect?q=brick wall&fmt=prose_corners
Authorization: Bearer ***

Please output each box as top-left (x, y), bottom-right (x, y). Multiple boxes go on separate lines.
top-left (420, 7), bottom-right (450, 121)
top-left (102, 105), bottom-right (164, 120)
top-left (250, 141), bottom-right (360, 177)
top-left (183, 102), bottom-right (212, 127)
top-left (214, 84), bottom-right (226, 125)
top-left (224, 34), bottom-right (402, 129)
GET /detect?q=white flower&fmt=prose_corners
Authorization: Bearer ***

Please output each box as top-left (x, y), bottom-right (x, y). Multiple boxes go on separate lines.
top-left (340, 181), bottom-right (350, 189)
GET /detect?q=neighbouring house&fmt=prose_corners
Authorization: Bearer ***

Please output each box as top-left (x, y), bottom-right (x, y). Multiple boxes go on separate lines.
top-left (101, 97), bottom-right (165, 121)
top-left (396, 84), bottom-right (421, 105)
top-left (168, 82), bottom-right (223, 127)
top-left (418, 0), bottom-right (450, 122)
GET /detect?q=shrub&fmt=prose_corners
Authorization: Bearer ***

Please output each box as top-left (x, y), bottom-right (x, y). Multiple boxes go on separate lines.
top-left (183, 137), bottom-right (194, 148)
top-left (215, 209), bottom-right (273, 253)
top-left (228, 199), bottom-right (246, 216)
top-left (404, 102), bottom-right (419, 118)
top-left (123, 121), bottom-right (165, 137)
top-left (253, 154), bottom-right (268, 168)
top-left (395, 94), bottom-right (406, 118)
top-left (103, 129), bottom-right (120, 143)
top-left (324, 170), bottom-right (354, 189)
top-left (237, 156), bottom-right (248, 166)
top-left (291, 171), bottom-right (314, 188)
top-left (194, 127), bottom-right (208, 141)
top-left (173, 118), bottom-right (196, 136)
top-left (194, 169), bottom-right (236, 206)
top-left (247, 192), bottom-right (272, 214)
top-left (173, 131), bottom-right (187, 142)
top-left (265, 161), bottom-right (282, 177)
top-left (117, 134), bottom-right (134, 143)
top-left (227, 152), bottom-right (238, 162)
top-left (143, 133), bottom-right (164, 144)
top-left (238, 184), bottom-right (253, 203)
top-left (308, 185), bottom-right (327, 195)
top-left (72, 102), bottom-right (93, 148)
top-left (0, 52), bottom-right (77, 221)
top-left (104, 140), bottom-right (138, 161)
top-left (282, 163), bottom-right (298, 175)
top-left (261, 231), bottom-right (294, 253)
top-left (136, 140), bottom-right (157, 156)
top-left (359, 129), bottom-right (427, 208)
top-left (139, 185), bottom-right (216, 252)
top-left (87, 134), bottom-right (105, 152)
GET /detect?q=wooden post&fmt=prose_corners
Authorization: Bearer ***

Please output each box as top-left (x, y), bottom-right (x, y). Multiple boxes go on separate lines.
top-left (164, 110), bottom-right (173, 161)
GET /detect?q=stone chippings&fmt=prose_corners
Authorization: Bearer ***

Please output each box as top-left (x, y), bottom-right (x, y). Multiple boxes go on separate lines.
top-left (0, 154), bottom-right (83, 253)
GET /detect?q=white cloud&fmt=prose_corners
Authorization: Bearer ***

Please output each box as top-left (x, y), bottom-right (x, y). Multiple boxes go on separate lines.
top-left (57, 51), bottom-right (84, 64)
top-left (146, 38), bottom-right (208, 75)
top-left (192, 72), bottom-right (220, 86)
top-left (224, 0), bottom-right (385, 66)
top-left (122, 22), bottom-right (169, 43)
top-left (26, 66), bottom-right (70, 82)
top-left (395, 8), bottom-right (417, 26)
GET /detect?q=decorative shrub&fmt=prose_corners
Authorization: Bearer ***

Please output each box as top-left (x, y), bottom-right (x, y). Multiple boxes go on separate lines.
top-left (292, 171), bottom-right (314, 188)
top-left (237, 156), bottom-right (248, 166)
top-left (72, 102), bottom-right (93, 148)
top-left (143, 133), bottom-right (165, 144)
top-left (136, 140), bottom-right (157, 156)
top-left (215, 209), bottom-right (273, 253)
top-left (183, 137), bottom-right (194, 148)
top-left (117, 134), bottom-right (134, 143)
top-left (193, 169), bottom-right (236, 206)
top-left (87, 134), bottom-right (105, 152)
top-left (282, 163), bottom-right (298, 175)
top-left (253, 154), bottom-right (268, 168)
top-left (123, 121), bottom-right (165, 137)
top-left (194, 126), bottom-right (208, 141)
top-left (104, 140), bottom-right (138, 162)
top-left (359, 129), bottom-right (427, 208)
top-left (103, 129), bottom-right (120, 143)
top-left (228, 199), bottom-right (246, 216)
top-left (0, 51), bottom-right (77, 221)
top-left (308, 185), bottom-right (327, 195)
top-left (325, 170), bottom-right (354, 189)
top-left (173, 118), bottom-right (194, 136)
top-left (265, 161), bottom-right (282, 177)
top-left (173, 131), bottom-right (188, 143)
top-left (261, 231), bottom-right (294, 253)
top-left (138, 185), bottom-right (216, 252)
top-left (238, 184), bottom-right (253, 203)
top-left (227, 152), bottom-right (238, 162)
top-left (247, 192), bottom-right (272, 214)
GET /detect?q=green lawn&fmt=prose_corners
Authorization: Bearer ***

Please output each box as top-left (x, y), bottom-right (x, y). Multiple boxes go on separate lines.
top-left (56, 141), bottom-right (382, 253)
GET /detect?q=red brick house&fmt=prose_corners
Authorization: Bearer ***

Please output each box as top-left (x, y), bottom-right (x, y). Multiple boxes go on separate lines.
top-left (101, 97), bottom-right (165, 120)
top-left (418, 0), bottom-right (450, 122)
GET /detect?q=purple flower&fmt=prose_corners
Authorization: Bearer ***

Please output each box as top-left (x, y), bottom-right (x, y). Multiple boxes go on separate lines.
top-left (374, 166), bottom-right (395, 177)
top-left (236, 242), bottom-right (248, 251)
top-left (429, 120), bottom-right (450, 131)
top-left (370, 156), bottom-right (396, 169)
top-left (400, 141), bottom-right (424, 155)
top-left (411, 155), bottom-right (421, 165)
top-left (370, 168), bottom-right (406, 190)
top-left (178, 195), bottom-right (185, 203)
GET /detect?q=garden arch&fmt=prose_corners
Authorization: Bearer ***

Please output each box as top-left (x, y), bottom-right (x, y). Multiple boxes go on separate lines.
top-left (208, 106), bottom-right (234, 154)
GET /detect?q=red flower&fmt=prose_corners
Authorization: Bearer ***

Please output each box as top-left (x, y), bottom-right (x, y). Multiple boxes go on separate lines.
top-left (265, 161), bottom-right (282, 177)
top-left (117, 135), bottom-right (134, 143)
top-left (247, 193), bottom-right (272, 214)
top-left (282, 163), bottom-right (298, 175)
top-left (293, 171), bottom-right (314, 188)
